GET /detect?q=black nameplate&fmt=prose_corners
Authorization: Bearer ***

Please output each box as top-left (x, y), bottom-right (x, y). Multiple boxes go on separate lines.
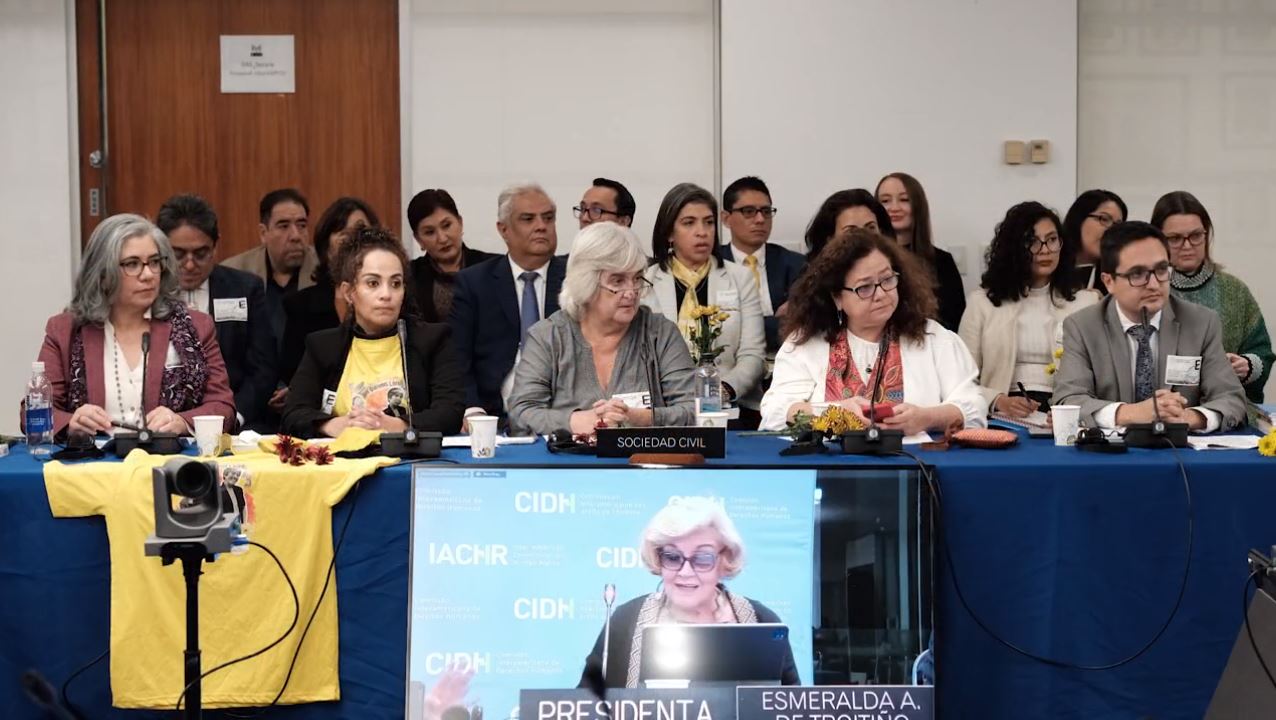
top-left (737, 685), bottom-right (934, 720)
top-left (595, 427), bottom-right (726, 458)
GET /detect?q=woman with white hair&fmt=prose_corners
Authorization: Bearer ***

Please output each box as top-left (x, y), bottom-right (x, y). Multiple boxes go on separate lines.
top-left (578, 496), bottom-right (799, 689)
top-left (507, 222), bottom-right (696, 435)
top-left (33, 213), bottom-right (235, 437)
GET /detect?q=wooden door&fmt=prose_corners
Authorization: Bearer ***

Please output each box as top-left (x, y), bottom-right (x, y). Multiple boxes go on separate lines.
top-left (76, 0), bottom-right (400, 257)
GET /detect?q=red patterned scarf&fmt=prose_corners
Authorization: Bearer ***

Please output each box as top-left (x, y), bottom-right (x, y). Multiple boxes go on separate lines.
top-left (825, 329), bottom-right (905, 404)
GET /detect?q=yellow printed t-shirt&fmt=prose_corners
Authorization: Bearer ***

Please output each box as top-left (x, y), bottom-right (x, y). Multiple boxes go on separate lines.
top-left (43, 450), bottom-right (394, 709)
top-left (334, 335), bottom-right (407, 417)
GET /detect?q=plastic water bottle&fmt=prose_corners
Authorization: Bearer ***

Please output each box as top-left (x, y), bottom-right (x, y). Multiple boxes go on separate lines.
top-left (694, 360), bottom-right (723, 413)
top-left (26, 361), bottom-right (54, 459)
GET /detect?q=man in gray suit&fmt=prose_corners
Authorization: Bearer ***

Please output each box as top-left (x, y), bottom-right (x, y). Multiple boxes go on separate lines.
top-left (1053, 220), bottom-right (1246, 431)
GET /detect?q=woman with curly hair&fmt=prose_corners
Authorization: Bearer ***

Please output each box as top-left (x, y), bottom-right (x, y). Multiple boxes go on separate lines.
top-left (958, 201), bottom-right (1098, 418)
top-left (758, 228), bottom-right (984, 434)
top-left (282, 226), bottom-right (465, 438)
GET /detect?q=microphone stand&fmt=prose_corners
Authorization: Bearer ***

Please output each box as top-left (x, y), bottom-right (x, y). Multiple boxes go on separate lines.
top-left (842, 331), bottom-right (904, 455)
top-left (379, 320), bottom-right (442, 458)
top-left (1125, 307), bottom-right (1188, 448)
top-left (601, 583), bottom-right (616, 684)
top-left (113, 331), bottom-right (182, 457)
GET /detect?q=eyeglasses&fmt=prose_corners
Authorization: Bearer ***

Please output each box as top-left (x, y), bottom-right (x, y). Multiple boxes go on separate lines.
top-left (844, 272), bottom-right (900, 299)
top-left (730, 205), bottom-right (777, 220)
top-left (172, 246), bottom-right (214, 264)
top-left (573, 205), bottom-right (619, 221)
top-left (1026, 235), bottom-right (1061, 254)
top-left (119, 256), bottom-right (164, 277)
top-left (600, 276), bottom-right (654, 297)
top-left (1111, 262), bottom-right (1171, 287)
top-left (1087, 213), bottom-right (1117, 228)
top-left (1165, 230), bottom-right (1207, 248)
top-left (658, 546), bottom-right (719, 572)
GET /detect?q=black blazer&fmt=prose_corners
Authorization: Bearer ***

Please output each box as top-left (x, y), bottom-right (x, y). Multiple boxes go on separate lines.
top-left (448, 254), bottom-right (568, 416)
top-left (931, 248), bottom-right (967, 332)
top-left (716, 242), bottom-right (807, 351)
top-left (281, 320), bottom-right (466, 438)
top-left (280, 278), bottom-right (341, 383)
top-left (578, 591), bottom-right (800, 691)
top-left (207, 266), bottom-right (278, 429)
top-left (410, 245), bottom-right (499, 323)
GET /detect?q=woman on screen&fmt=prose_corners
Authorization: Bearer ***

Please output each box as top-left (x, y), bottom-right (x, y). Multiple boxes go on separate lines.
top-left (32, 213), bottom-right (235, 437)
top-left (758, 228), bottom-right (984, 434)
top-left (507, 221), bottom-right (697, 435)
top-left (282, 226), bottom-right (466, 438)
top-left (578, 496), bottom-right (799, 689)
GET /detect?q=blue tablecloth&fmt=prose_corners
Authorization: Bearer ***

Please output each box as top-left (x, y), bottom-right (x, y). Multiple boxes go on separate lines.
top-left (2, 434), bottom-right (1273, 718)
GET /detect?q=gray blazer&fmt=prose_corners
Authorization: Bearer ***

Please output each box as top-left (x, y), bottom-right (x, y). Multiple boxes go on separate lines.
top-left (507, 307), bottom-right (697, 435)
top-left (1051, 294), bottom-right (1246, 429)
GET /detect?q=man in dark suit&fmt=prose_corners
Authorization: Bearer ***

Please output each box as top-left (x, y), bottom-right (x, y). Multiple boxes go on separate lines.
top-left (1052, 221), bottom-right (1246, 431)
top-left (449, 183), bottom-right (567, 422)
top-left (158, 194), bottom-right (280, 430)
top-left (716, 176), bottom-right (806, 353)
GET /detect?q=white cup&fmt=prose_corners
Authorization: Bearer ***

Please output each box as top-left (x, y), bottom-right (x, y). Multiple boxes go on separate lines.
top-left (468, 415), bottom-right (498, 459)
top-left (1051, 405), bottom-right (1081, 446)
top-left (193, 415), bottom-right (223, 457)
top-left (697, 411), bottom-right (730, 429)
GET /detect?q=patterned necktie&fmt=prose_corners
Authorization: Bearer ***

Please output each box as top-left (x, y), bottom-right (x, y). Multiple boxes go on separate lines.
top-left (742, 254), bottom-right (761, 289)
top-left (1127, 324), bottom-right (1156, 402)
top-left (519, 271), bottom-right (539, 344)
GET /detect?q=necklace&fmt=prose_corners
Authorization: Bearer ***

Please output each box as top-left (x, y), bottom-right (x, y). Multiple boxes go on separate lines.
top-left (111, 328), bottom-right (143, 428)
top-left (1171, 259), bottom-right (1215, 291)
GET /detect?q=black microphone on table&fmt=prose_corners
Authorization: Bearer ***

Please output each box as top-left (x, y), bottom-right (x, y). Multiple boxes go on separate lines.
top-left (112, 331), bottom-right (181, 457)
top-left (378, 319), bottom-right (442, 458)
top-left (842, 331), bottom-right (903, 455)
top-left (1125, 306), bottom-right (1187, 448)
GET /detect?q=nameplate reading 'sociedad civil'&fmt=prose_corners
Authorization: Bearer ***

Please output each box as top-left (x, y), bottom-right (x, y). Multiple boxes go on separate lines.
top-left (736, 686), bottom-right (934, 720)
top-left (595, 427), bottom-right (726, 458)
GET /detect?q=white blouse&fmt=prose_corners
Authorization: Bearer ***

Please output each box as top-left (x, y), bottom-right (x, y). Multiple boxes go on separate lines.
top-left (103, 320), bottom-right (145, 431)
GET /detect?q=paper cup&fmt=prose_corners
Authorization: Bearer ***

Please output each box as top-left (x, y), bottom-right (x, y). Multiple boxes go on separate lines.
top-left (697, 411), bottom-right (730, 429)
top-left (193, 415), bottom-right (223, 457)
top-left (468, 415), bottom-right (498, 459)
top-left (1051, 405), bottom-right (1081, 446)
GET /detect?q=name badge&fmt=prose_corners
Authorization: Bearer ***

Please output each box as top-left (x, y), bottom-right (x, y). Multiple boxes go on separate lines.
top-left (612, 391), bottom-right (652, 409)
top-left (321, 389), bottom-right (338, 415)
top-left (213, 297), bottom-right (249, 322)
top-left (1165, 355), bottom-right (1203, 386)
top-left (715, 290), bottom-right (739, 310)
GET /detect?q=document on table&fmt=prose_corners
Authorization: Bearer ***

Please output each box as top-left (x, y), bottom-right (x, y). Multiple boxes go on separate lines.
top-left (441, 435), bottom-right (538, 448)
top-left (1186, 435), bottom-right (1261, 451)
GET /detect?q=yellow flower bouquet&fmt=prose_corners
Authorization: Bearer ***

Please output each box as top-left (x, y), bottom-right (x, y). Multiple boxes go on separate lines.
top-left (689, 304), bottom-right (728, 363)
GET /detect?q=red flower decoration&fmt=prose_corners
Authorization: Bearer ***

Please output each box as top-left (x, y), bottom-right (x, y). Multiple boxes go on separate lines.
top-left (310, 446), bottom-right (334, 466)
top-left (275, 434), bottom-right (301, 464)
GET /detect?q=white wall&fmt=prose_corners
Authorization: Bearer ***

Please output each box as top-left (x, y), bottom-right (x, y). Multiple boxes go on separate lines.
top-left (0, 0), bottom-right (78, 434)
top-left (1078, 0), bottom-right (1276, 400)
top-left (721, 0), bottom-right (1079, 286)
top-left (406, 0), bottom-right (716, 256)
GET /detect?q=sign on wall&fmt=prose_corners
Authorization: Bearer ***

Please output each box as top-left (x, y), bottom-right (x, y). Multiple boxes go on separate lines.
top-left (220, 35), bottom-right (295, 94)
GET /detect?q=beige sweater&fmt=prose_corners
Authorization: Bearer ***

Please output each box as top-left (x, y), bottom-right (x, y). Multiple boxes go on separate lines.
top-left (958, 287), bottom-right (1099, 409)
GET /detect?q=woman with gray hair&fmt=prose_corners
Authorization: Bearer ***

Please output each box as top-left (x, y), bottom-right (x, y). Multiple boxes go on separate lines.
top-left (33, 213), bottom-right (234, 438)
top-left (578, 496), bottom-right (800, 689)
top-left (507, 222), bottom-right (696, 435)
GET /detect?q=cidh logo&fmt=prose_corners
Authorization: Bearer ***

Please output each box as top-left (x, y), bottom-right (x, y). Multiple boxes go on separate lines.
top-left (514, 491), bottom-right (576, 514)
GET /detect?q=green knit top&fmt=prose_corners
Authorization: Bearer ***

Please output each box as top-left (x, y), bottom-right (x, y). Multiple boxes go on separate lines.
top-left (1171, 260), bottom-right (1273, 403)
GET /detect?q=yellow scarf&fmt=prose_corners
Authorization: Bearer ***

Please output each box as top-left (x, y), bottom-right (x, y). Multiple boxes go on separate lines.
top-left (670, 256), bottom-right (711, 337)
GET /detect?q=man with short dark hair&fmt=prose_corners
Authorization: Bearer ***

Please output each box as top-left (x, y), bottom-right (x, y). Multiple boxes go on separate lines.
top-left (157, 194), bottom-right (278, 430)
top-left (573, 177), bottom-right (635, 229)
top-left (1052, 220), bottom-right (1246, 431)
top-left (716, 176), bottom-right (805, 353)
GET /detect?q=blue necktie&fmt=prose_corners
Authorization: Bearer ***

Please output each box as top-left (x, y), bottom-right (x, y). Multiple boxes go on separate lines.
top-left (1127, 324), bottom-right (1156, 402)
top-left (519, 271), bottom-right (539, 344)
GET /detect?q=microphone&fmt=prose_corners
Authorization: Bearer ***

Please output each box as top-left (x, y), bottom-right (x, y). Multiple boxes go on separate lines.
top-left (1124, 305), bottom-right (1187, 448)
top-left (378, 319), bottom-right (442, 458)
top-left (601, 583), bottom-right (617, 683)
top-left (842, 331), bottom-right (903, 455)
top-left (111, 329), bottom-right (181, 457)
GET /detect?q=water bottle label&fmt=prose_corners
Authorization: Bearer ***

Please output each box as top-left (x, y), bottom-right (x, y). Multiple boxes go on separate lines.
top-left (26, 407), bottom-right (52, 435)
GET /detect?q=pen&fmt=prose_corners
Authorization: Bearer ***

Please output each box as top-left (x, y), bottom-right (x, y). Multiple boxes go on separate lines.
top-left (113, 421), bottom-right (143, 432)
top-left (1016, 382), bottom-right (1029, 398)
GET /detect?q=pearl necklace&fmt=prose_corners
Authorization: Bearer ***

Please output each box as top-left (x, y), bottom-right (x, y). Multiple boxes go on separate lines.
top-left (111, 331), bottom-right (143, 429)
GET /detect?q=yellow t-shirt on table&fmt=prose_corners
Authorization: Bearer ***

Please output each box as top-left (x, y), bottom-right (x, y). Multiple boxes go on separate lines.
top-left (43, 450), bottom-right (394, 709)
top-left (334, 335), bottom-right (407, 418)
